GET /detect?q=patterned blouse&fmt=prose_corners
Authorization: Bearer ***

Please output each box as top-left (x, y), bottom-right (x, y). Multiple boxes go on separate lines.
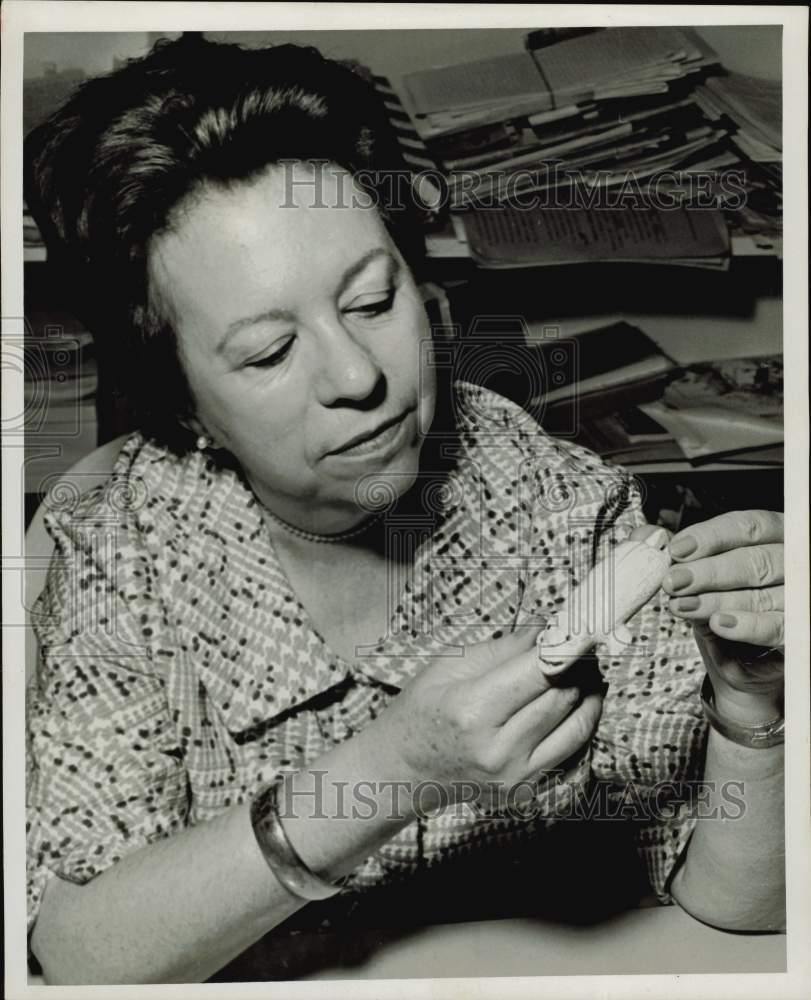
top-left (27, 382), bottom-right (707, 936)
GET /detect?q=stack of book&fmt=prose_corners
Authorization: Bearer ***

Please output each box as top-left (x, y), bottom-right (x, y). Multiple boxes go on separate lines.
top-left (390, 26), bottom-right (782, 268)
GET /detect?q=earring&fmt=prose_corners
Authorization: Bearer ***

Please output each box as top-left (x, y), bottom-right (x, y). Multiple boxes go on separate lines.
top-left (196, 434), bottom-right (212, 451)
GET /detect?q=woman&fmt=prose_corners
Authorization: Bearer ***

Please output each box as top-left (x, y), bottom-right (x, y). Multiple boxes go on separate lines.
top-left (24, 36), bottom-right (786, 984)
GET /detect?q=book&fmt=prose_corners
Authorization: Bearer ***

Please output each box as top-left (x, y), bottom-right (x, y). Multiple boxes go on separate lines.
top-left (524, 321), bottom-right (679, 428)
top-left (571, 408), bottom-right (685, 466)
top-left (459, 204), bottom-right (729, 269)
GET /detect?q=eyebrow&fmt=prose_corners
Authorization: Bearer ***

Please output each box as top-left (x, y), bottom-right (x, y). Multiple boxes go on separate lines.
top-left (215, 246), bottom-right (397, 355)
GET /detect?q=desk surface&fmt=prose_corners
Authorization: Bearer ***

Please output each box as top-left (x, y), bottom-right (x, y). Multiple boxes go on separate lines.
top-left (305, 905), bottom-right (785, 981)
top-left (26, 905), bottom-right (784, 986)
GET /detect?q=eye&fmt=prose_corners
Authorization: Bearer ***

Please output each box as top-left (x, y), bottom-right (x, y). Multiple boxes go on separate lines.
top-left (246, 336), bottom-right (294, 369)
top-left (344, 288), bottom-right (396, 317)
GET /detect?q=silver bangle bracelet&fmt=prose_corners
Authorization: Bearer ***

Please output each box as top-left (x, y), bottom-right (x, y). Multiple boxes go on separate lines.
top-left (250, 776), bottom-right (347, 901)
top-left (700, 674), bottom-right (785, 749)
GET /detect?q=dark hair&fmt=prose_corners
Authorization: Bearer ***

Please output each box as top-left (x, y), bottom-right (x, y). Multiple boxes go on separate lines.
top-left (24, 34), bottom-right (426, 453)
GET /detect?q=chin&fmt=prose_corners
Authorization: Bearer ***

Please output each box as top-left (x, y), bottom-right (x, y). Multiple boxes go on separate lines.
top-left (345, 436), bottom-right (423, 515)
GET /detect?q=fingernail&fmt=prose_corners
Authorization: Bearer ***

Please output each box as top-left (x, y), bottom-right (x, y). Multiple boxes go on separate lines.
top-left (717, 614), bottom-right (737, 628)
top-left (539, 623), bottom-right (569, 647)
top-left (536, 621), bottom-right (574, 677)
top-left (666, 567), bottom-right (693, 591)
top-left (670, 535), bottom-right (697, 559)
top-left (644, 527), bottom-right (670, 550)
top-left (674, 596), bottom-right (700, 612)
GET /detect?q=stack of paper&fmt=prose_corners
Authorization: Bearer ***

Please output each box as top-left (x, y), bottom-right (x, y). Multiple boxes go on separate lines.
top-left (691, 73), bottom-right (782, 256)
top-left (371, 75), bottom-right (441, 174)
top-left (532, 25), bottom-right (718, 104)
top-left (405, 27), bottom-right (727, 210)
top-left (693, 73), bottom-right (781, 161)
top-left (405, 26), bottom-right (718, 140)
top-left (382, 28), bottom-right (783, 267)
top-left (642, 355), bottom-right (783, 465)
top-left (392, 28), bottom-right (747, 268)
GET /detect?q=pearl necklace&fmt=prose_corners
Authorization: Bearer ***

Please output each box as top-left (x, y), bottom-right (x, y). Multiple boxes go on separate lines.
top-left (262, 504), bottom-right (384, 544)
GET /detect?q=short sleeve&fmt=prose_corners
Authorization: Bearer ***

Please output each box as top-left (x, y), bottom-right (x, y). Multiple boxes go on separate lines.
top-left (585, 472), bottom-right (709, 904)
top-left (26, 491), bottom-right (189, 937)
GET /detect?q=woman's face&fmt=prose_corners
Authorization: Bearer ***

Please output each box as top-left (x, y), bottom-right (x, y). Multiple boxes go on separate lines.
top-left (151, 162), bottom-right (437, 531)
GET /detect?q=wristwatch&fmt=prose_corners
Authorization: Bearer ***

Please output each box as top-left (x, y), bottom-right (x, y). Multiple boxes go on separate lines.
top-left (700, 674), bottom-right (785, 748)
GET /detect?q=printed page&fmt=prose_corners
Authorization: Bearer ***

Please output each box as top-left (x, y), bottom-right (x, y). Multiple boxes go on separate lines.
top-left (462, 204), bottom-right (729, 266)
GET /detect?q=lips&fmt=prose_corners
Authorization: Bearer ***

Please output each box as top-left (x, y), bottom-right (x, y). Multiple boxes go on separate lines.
top-left (326, 409), bottom-right (411, 457)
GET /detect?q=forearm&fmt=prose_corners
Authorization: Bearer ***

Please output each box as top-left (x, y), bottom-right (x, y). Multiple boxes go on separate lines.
top-left (671, 725), bottom-right (785, 932)
top-left (31, 727), bottom-right (414, 985)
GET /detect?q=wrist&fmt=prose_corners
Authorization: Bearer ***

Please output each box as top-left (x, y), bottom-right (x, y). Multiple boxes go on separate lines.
top-left (701, 674), bottom-right (785, 752)
top-left (711, 681), bottom-right (783, 726)
top-left (357, 714), bottom-right (425, 820)
top-left (333, 720), bottom-right (425, 825)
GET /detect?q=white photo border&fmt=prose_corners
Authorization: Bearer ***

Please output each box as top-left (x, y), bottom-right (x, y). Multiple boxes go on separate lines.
top-left (3, 4), bottom-right (808, 998)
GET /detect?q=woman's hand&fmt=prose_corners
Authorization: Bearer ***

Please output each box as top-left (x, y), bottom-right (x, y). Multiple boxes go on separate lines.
top-left (367, 628), bottom-right (603, 813)
top-left (662, 510), bottom-right (785, 723)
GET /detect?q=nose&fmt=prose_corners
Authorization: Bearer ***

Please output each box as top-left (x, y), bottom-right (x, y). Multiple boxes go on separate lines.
top-left (313, 318), bottom-right (385, 409)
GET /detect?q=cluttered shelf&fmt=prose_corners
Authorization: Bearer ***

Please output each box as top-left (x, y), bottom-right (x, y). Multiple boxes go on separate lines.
top-left (377, 23), bottom-right (784, 521)
top-left (24, 27), bottom-right (783, 268)
top-left (22, 25), bottom-right (783, 528)
top-left (373, 25), bottom-right (781, 269)
top-left (427, 274), bottom-right (783, 524)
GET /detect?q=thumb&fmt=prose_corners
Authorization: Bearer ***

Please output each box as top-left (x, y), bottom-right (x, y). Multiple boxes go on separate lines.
top-left (461, 625), bottom-right (542, 677)
top-left (692, 621), bottom-right (722, 669)
top-left (629, 523), bottom-right (673, 544)
top-left (536, 621), bottom-right (602, 679)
